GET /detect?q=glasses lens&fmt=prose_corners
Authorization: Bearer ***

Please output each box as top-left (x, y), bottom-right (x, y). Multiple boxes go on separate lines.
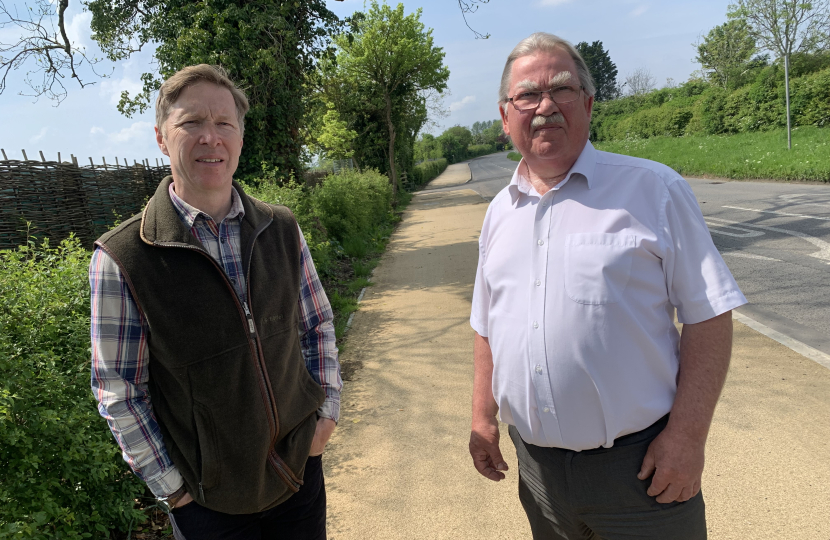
top-left (513, 92), bottom-right (539, 111)
top-left (552, 86), bottom-right (579, 103)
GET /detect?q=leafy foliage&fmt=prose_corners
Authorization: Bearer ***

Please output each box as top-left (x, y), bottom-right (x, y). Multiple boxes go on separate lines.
top-left (411, 158), bottom-right (448, 185)
top-left (576, 41), bottom-right (619, 101)
top-left (88, 0), bottom-right (343, 179)
top-left (695, 19), bottom-right (758, 89)
top-left (322, 1), bottom-right (450, 196)
top-left (0, 237), bottom-right (146, 539)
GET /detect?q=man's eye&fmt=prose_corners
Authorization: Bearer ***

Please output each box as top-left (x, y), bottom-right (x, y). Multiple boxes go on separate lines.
top-left (517, 92), bottom-right (538, 100)
top-left (553, 86), bottom-right (574, 94)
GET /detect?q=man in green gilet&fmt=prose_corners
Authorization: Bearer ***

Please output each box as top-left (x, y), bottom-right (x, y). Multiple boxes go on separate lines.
top-left (90, 64), bottom-right (342, 539)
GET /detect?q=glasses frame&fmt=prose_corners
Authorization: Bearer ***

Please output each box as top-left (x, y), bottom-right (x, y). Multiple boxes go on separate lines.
top-left (507, 85), bottom-right (584, 112)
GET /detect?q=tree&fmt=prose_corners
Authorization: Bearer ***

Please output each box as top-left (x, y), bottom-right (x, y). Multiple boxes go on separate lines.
top-left (0, 0), bottom-right (105, 102)
top-left (332, 2), bottom-right (449, 197)
top-left (316, 102), bottom-right (357, 161)
top-left (729, 0), bottom-right (830, 148)
top-left (695, 19), bottom-right (758, 89)
top-left (86, 0), bottom-right (344, 178)
top-left (575, 41), bottom-right (619, 101)
top-left (623, 67), bottom-right (656, 96)
top-left (414, 133), bottom-right (442, 162)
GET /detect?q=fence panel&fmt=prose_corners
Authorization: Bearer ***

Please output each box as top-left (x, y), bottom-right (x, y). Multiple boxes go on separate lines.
top-left (0, 158), bottom-right (170, 250)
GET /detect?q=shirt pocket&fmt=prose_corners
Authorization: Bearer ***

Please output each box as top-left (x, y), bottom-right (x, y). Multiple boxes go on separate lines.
top-left (564, 233), bottom-right (636, 305)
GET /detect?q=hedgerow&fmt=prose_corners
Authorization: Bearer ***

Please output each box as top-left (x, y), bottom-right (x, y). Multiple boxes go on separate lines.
top-left (411, 158), bottom-right (448, 185)
top-left (0, 236), bottom-right (146, 539)
top-left (592, 65), bottom-right (830, 141)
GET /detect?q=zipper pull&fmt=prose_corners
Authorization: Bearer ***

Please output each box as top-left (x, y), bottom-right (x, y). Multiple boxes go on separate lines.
top-left (199, 482), bottom-right (205, 503)
top-left (242, 302), bottom-right (256, 335)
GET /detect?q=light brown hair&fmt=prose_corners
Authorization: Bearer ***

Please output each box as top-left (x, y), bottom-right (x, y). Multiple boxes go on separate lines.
top-left (155, 64), bottom-right (250, 137)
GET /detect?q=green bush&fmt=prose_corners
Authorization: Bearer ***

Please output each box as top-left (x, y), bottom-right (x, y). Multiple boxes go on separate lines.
top-left (0, 237), bottom-right (146, 539)
top-left (411, 158), bottom-right (448, 185)
top-left (467, 144), bottom-right (495, 159)
top-left (311, 169), bottom-right (393, 242)
top-left (791, 68), bottom-right (830, 128)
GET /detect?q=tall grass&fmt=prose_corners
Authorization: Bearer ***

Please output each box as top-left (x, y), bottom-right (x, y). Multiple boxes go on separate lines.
top-left (594, 126), bottom-right (830, 182)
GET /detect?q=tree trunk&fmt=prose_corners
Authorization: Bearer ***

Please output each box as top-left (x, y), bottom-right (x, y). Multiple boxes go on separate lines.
top-left (784, 53), bottom-right (792, 151)
top-left (384, 91), bottom-right (398, 198)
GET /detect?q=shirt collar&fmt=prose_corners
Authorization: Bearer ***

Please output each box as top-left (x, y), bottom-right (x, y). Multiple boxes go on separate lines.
top-left (168, 182), bottom-right (245, 228)
top-left (508, 140), bottom-right (597, 204)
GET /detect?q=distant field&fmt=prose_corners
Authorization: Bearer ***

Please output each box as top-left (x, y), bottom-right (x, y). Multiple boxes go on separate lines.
top-left (594, 126), bottom-right (830, 183)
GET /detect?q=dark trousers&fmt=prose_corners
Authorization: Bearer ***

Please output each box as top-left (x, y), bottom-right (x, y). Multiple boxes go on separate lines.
top-left (509, 416), bottom-right (707, 540)
top-left (169, 455), bottom-right (326, 540)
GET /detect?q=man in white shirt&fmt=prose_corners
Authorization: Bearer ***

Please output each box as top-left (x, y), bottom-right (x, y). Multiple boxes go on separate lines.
top-left (468, 33), bottom-right (746, 540)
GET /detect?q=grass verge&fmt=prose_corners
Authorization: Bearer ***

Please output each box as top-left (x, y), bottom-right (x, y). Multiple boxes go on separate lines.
top-left (507, 151), bottom-right (522, 162)
top-left (594, 126), bottom-right (830, 182)
top-left (324, 190), bottom-right (413, 342)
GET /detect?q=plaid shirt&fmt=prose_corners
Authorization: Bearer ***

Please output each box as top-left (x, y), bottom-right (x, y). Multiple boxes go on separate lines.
top-left (90, 185), bottom-right (342, 498)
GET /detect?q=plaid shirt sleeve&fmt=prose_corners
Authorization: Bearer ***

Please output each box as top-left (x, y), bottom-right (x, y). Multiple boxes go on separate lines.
top-left (296, 225), bottom-right (343, 423)
top-left (89, 248), bottom-right (183, 498)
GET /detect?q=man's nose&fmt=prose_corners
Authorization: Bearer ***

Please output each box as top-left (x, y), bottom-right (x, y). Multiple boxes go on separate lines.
top-left (536, 92), bottom-right (560, 115)
top-left (199, 124), bottom-right (222, 146)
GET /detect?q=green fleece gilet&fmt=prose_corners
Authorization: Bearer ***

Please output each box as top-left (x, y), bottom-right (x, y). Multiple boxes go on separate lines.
top-left (96, 177), bottom-right (325, 515)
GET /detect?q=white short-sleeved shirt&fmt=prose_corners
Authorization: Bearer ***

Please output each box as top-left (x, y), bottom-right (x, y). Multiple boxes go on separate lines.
top-left (470, 141), bottom-right (746, 451)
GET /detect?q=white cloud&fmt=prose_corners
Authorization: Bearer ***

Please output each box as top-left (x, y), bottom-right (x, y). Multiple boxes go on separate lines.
top-left (100, 75), bottom-right (145, 106)
top-left (30, 127), bottom-right (48, 143)
top-left (630, 5), bottom-right (648, 17)
top-left (65, 11), bottom-right (93, 49)
top-left (538, 0), bottom-right (573, 6)
top-left (450, 95), bottom-right (476, 112)
top-left (91, 121), bottom-right (154, 145)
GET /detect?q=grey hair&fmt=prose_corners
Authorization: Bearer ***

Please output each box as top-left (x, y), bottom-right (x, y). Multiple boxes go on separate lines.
top-left (498, 33), bottom-right (595, 109)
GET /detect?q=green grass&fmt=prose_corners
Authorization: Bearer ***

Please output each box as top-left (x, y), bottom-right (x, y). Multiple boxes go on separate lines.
top-left (507, 151), bottom-right (522, 162)
top-left (594, 126), bottom-right (830, 182)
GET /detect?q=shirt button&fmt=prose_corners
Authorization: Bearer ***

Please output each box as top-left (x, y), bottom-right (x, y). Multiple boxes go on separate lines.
top-left (535, 365), bottom-right (542, 373)
top-left (535, 279), bottom-right (541, 287)
top-left (220, 237), bottom-right (226, 244)
top-left (543, 407), bottom-right (550, 413)
top-left (533, 321), bottom-right (539, 329)
top-left (537, 240), bottom-right (544, 246)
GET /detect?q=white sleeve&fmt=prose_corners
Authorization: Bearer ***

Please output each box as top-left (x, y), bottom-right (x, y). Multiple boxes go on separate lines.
top-left (661, 179), bottom-right (747, 324)
top-left (470, 210), bottom-right (492, 337)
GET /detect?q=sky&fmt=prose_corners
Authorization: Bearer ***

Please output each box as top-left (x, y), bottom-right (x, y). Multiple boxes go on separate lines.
top-left (0, 0), bottom-right (740, 164)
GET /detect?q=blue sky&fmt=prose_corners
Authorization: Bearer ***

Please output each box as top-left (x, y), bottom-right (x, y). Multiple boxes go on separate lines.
top-left (0, 0), bottom-right (735, 164)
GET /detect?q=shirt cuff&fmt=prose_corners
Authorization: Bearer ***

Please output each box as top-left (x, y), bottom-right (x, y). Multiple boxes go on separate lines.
top-left (318, 396), bottom-right (341, 424)
top-left (146, 465), bottom-right (185, 499)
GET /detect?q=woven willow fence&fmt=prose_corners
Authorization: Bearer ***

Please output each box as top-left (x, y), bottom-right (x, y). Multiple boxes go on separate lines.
top-left (0, 157), bottom-right (170, 250)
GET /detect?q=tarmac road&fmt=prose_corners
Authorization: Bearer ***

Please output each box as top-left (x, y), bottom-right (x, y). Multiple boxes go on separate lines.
top-left (460, 151), bottom-right (830, 357)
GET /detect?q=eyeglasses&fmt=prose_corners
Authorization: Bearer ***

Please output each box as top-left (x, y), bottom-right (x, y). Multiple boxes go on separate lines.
top-left (507, 86), bottom-right (583, 111)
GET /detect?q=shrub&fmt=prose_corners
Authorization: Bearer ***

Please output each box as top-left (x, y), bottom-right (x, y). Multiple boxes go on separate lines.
top-left (411, 158), bottom-right (448, 185)
top-left (791, 67), bottom-right (830, 128)
top-left (241, 171), bottom-right (334, 276)
top-left (467, 144), bottom-right (495, 159)
top-left (0, 237), bottom-right (146, 539)
top-left (311, 169), bottom-right (393, 242)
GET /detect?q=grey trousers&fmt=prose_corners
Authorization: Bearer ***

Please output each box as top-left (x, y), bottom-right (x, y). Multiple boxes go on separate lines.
top-left (508, 417), bottom-right (707, 540)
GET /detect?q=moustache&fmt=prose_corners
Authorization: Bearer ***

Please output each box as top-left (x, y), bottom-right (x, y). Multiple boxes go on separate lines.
top-left (531, 113), bottom-right (565, 129)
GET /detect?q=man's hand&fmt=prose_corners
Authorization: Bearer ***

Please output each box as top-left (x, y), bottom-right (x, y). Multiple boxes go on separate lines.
top-left (470, 333), bottom-right (507, 481)
top-left (309, 417), bottom-right (336, 456)
top-left (638, 427), bottom-right (705, 503)
top-left (469, 414), bottom-right (509, 481)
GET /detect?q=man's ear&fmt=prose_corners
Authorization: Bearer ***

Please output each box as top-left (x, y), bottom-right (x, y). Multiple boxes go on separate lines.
top-left (155, 125), bottom-right (169, 157)
top-left (499, 103), bottom-right (510, 136)
top-left (584, 94), bottom-right (594, 122)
